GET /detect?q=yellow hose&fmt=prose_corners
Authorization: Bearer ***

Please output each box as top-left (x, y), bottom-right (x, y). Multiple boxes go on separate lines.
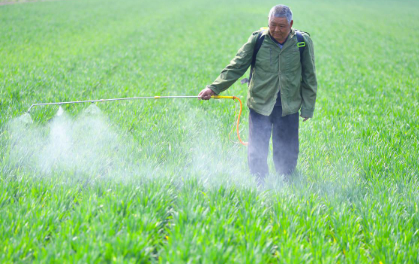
top-left (211, 95), bottom-right (248, 146)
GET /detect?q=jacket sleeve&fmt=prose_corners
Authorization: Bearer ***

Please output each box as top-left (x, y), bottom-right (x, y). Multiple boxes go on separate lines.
top-left (300, 34), bottom-right (317, 118)
top-left (207, 33), bottom-right (258, 95)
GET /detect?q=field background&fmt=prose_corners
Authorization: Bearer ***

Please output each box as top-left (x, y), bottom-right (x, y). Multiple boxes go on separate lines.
top-left (1, 0), bottom-right (418, 262)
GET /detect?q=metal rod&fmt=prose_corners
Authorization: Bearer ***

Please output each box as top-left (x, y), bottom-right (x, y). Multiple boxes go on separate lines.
top-left (25, 95), bottom-right (247, 146)
top-left (27, 96), bottom-right (200, 113)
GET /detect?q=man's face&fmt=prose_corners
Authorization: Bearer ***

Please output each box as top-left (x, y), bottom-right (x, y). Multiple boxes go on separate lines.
top-left (269, 16), bottom-right (293, 43)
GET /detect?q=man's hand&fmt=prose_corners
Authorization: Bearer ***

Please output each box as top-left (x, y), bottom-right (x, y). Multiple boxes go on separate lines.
top-left (198, 87), bottom-right (215, 100)
top-left (300, 115), bottom-right (310, 122)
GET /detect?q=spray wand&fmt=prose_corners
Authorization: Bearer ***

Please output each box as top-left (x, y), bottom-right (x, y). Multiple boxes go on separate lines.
top-left (27, 95), bottom-right (248, 146)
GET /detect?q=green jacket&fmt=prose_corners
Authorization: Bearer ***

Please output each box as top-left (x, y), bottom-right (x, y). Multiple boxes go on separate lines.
top-left (207, 28), bottom-right (317, 117)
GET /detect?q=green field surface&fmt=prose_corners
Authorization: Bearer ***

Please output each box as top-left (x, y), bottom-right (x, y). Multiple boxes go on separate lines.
top-left (1, 0), bottom-right (418, 262)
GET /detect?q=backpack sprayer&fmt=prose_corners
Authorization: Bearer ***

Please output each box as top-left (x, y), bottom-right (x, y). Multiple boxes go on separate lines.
top-left (26, 95), bottom-right (248, 146)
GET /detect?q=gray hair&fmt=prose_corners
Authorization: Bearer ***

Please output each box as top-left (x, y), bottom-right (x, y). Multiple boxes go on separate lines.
top-left (268, 5), bottom-right (293, 24)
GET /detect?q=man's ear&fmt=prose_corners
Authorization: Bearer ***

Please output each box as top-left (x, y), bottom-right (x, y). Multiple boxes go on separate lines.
top-left (290, 20), bottom-right (294, 27)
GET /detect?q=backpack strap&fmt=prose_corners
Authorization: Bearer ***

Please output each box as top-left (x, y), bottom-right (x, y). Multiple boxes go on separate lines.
top-left (295, 31), bottom-right (306, 63)
top-left (241, 31), bottom-right (266, 85)
top-left (251, 32), bottom-right (265, 69)
top-left (245, 32), bottom-right (265, 84)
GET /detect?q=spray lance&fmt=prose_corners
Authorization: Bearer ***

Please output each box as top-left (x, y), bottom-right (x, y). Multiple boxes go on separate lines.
top-left (27, 95), bottom-right (248, 146)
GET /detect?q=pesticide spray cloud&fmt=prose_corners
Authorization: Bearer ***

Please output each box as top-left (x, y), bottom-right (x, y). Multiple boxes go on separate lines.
top-left (3, 103), bottom-right (256, 189)
top-left (5, 105), bottom-right (143, 181)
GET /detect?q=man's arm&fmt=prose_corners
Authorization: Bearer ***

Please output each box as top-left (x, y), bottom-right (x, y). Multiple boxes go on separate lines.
top-left (300, 34), bottom-right (317, 118)
top-left (199, 32), bottom-right (258, 100)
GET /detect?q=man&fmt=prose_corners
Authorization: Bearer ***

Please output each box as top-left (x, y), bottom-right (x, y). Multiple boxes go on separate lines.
top-left (198, 4), bottom-right (317, 182)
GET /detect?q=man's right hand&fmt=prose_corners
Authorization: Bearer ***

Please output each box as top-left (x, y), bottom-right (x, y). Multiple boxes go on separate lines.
top-left (198, 87), bottom-right (215, 100)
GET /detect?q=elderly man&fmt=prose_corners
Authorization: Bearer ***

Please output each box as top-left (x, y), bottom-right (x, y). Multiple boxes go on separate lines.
top-left (199, 4), bottom-right (317, 182)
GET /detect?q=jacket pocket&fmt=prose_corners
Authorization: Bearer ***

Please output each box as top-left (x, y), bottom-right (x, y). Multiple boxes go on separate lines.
top-left (255, 46), bottom-right (278, 73)
top-left (282, 49), bottom-right (300, 72)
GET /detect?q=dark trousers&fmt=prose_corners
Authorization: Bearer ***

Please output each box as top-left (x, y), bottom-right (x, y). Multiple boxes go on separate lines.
top-left (248, 107), bottom-right (299, 177)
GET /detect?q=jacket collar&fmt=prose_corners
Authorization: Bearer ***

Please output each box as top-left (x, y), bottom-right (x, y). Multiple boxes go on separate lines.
top-left (266, 28), bottom-right (296, 45)
top-left (281, 28), bottom-right (296, 51)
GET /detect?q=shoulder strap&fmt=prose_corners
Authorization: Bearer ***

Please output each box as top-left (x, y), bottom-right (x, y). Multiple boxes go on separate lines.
top-left (248, 32), bottom-right (265, 84)
top-left (251, 32), bottom-right (265, 68)
top-left (295, 31), bottom-right (306, 63)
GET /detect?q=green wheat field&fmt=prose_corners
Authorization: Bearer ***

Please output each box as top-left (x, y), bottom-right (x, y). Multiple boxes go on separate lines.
top-left (1, 0), bottom-right (418, 262)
